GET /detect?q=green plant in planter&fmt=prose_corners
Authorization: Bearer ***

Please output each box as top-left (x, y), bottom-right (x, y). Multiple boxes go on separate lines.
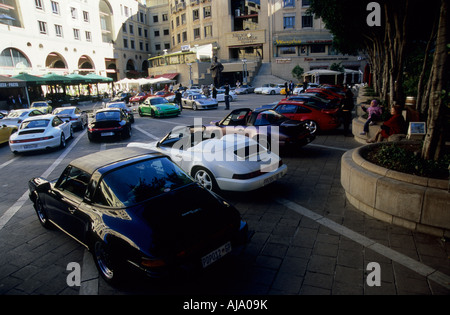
top-left (366, 142), bottom-right (450, 179)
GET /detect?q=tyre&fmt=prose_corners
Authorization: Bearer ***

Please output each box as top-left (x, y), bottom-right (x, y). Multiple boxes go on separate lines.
top-left (92, 240), bottom-right (123, 286)
top-left (60, 133), bottom-right (66, 148)
top-left (304, 120), bottom-right (319, 134)
top-left (270, 90), bottom-right (275, 95)
top-left (192, 167), bottom-right (218, 192)
top-left (33, 193), bottom-right (52, 229)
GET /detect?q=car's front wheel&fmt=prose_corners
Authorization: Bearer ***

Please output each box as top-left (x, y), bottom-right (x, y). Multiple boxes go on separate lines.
top-left (33, 193), bottom-right (52, 229)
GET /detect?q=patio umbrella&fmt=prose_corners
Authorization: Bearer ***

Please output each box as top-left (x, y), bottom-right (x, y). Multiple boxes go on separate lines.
top-left (12, 73), bottom-right (48, 85)
top-left (83, 73), bottom-right (113, 83)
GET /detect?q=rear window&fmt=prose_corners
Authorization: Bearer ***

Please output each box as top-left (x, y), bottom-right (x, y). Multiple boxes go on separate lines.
top-left (20, 119), bottom-right (50, 129)
top-left (95, 111), bottom-right (120, 121)
top-left (93, 157), bottom-right (193, 207)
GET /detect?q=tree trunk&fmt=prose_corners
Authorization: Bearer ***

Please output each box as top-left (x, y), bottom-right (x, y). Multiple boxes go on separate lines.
top-left (421, 0), bottom-right (449, 161)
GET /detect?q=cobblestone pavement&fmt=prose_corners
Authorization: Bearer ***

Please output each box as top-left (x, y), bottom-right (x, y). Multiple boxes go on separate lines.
top-left (0, 95), bottom-right (449, 297)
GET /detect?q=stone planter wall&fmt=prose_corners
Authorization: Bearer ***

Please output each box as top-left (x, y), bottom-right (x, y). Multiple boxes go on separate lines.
top-left (341, 142), bottom-right (450, 237)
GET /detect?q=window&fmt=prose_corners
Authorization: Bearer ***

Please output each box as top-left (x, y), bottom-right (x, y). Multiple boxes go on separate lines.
top-left (55, 24), bottom-right (63, 37)
top-left (0, 48), bottom-right (31, 68)
top-left (51, 1), bottom-right (60, 14)
top-left (123, 38), bottom-right (128, 48)
top-left (56, 166), bottom-right (90, 199)
top-left (73, 28), bottom-right (80, 40)
top-left (302, 14), bottom-right (313, 28)
top-left (280, 46), bottom-right (296, 55)
top-left (182, 31), bottom-right (187, 42)
top-left (283, 15), bottom-right (295, 29)
top-left (154, 30), bottom-right (160, 37)
top-left (163, 29), bottom-right (169, 36)
top-left (138, 27), bottom-right (142, 36)
top-left (129, 24), bottom-right (134, 34)
top-left (162, 13), bottom-right (168, 21)
top-left (83, 11), bottom-right (90, 23)
top-left (302, 0), bottom-right (311, 7)
top-left (122, 23), bottom-right (127, 33)
top-left (193, 9), bottom-right (199, 21)
top-left (310, 44), bottom-right (326, 53)
top-left (181, 13), bottom-right (186, 25)
top-left (130, 40), bottom-right (135, 50)
top-left (85, 31), bottom-right (92, 42)
top-left (139, 41), bottom-right (144, 51)
top-left (92, 158), bottom-right (192, 207)
top-left (153, 15), bottom-right (158, 23)
top-left (155, 44), bottom-right (161, 51)
top-left (38, 21), bottom-right (47, 34)
top-left (204, 25), bottom-right (212, 37)
top-left (35, 0), bottom-right (43, 10)
top-left (71, 7), bottom-right (77, 19)
top-left (204, 6), bottom-right (211, 18)
top-left (193, 28), bottom-right (200, 39)
top-left (283, 0), bottom-right (295, 7)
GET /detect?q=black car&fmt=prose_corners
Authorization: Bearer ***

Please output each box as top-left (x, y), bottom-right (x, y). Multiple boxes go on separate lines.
top-left (208, 108), bottom-right (315, 151)
top-left (28, 147), bottom-right (248, 284)
top-left (88, 108), bottom-right (132, 141)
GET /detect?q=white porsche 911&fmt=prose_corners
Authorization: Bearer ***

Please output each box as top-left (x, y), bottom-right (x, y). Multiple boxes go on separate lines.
top-left (127, 125), bottom-right (287, 192)
top-left (9, 114), bottom-right (73, 154)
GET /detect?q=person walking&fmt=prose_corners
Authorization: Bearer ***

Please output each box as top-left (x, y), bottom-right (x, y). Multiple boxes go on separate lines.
top-left (175, 88), bottom-right (182, 111)
top-left (224, 83), bottom-right (230, 110)
top-left (341, 88), bottom-right (354, 136)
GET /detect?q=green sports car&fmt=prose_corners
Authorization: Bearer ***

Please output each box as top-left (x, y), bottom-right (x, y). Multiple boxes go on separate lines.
top-left (30, 101), bottom-right (52, 114)
top-left (138, 96), bottom-right (180, 118)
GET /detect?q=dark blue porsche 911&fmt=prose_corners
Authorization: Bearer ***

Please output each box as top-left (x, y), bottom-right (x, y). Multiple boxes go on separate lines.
top-left (28, 147), bottom-right (248, 285)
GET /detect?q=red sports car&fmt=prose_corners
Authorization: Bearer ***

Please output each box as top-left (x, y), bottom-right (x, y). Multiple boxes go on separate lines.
top-left (129, 92), bottom-right (150, 104)
top-left (305, 88), bottom-right (344, 100)
top-left (273, 100), bottom-right (341, 134)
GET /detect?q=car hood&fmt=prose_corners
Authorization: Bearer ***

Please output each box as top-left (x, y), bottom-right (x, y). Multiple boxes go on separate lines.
top-left (152, 104), bottom-right (178, 110)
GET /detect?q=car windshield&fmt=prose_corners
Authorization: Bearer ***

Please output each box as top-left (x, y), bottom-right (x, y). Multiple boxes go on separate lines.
top-left (31, 103), bottom-right (47, 107)
top-left (20, 119), bottom-right (50, 129)
top-left (96, 157), bottom-right (193, 207)
top-left (7, 111), bottom-right (27, 118)
top-left (150, 98), bottom-right (169, 105)
top-left (96, 111), bottom-right (120, 121)
top-left (254, 111), bottom-right (286, 126)
top-left (53, 108), bottom-right (74, 115)
top-left (193, 94), bottom-right (206, 100)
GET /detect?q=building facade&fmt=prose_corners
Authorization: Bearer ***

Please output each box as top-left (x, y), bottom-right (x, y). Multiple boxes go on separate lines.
top-left (0, 0), bottom-right (364, 87)
top-left (0, 0), bottom-right (151, 81)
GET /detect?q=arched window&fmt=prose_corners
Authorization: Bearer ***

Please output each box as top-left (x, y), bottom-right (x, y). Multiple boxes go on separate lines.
top-left (0, 48), bottom-right (31, 68)
top-left (99, 0), bottom-right (114, 43)
top-left (46, 52), bottom-right (67, 69)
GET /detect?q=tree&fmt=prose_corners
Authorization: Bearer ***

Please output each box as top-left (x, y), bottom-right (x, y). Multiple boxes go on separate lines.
top-left (291, 65), bottom-right (304, 82)
top-left (309, 0), bottom-right (448, 161)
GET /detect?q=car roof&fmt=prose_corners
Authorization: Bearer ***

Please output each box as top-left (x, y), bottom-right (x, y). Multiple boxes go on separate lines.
top-left (95, 108), bottom-right (122, 113)
top-left (22, 114), bottom-right (55, 121)
top-left (70, 147), bottom-right (164, 175)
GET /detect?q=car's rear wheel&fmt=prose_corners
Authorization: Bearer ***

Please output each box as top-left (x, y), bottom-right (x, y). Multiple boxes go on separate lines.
top-left (60, 133), bottom-right (66, 148)
top-left (93, 240), bottom-right (123, 285)
top-left (193, 167), bottom-right (217, 192)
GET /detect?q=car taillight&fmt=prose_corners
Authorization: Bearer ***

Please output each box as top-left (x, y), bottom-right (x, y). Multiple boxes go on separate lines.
top-left (141, 257), bottom-right (166, 268)
top-left (10, 136), bottom-right (54, 144)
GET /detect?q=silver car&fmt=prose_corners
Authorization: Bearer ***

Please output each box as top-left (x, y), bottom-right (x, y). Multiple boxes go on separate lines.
top-left (53, 106), bottom-right (88, 130)
top-left (181, 93), bottom-right (218, 110)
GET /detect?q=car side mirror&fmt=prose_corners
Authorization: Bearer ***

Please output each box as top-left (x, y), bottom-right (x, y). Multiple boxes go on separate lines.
top-left (215, 122), bottom-right (219, 126)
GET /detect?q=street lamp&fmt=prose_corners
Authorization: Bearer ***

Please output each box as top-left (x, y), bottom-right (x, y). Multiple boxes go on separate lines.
top-left (242, 58), bottom-right (247, 84)
top-left (187, 63), bottom-right (193, 88)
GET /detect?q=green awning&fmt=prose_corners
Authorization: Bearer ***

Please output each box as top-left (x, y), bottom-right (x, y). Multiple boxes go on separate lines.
top-left (12, 73), bottom-right (48, 85)
top-left (42, 73), bottom-right (72, 84)
top-left (83, 73), bottom-right (113, 83)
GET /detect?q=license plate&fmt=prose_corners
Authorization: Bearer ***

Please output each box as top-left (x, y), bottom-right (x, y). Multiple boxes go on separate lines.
top-left (263, 173), bottom-right (281, 186)
top-left (101, 132), bottom-right (114, 137)
top-left (24, 144), bottom-right (38, 149)
top-left (201, 242), bottom-right (232, 268)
